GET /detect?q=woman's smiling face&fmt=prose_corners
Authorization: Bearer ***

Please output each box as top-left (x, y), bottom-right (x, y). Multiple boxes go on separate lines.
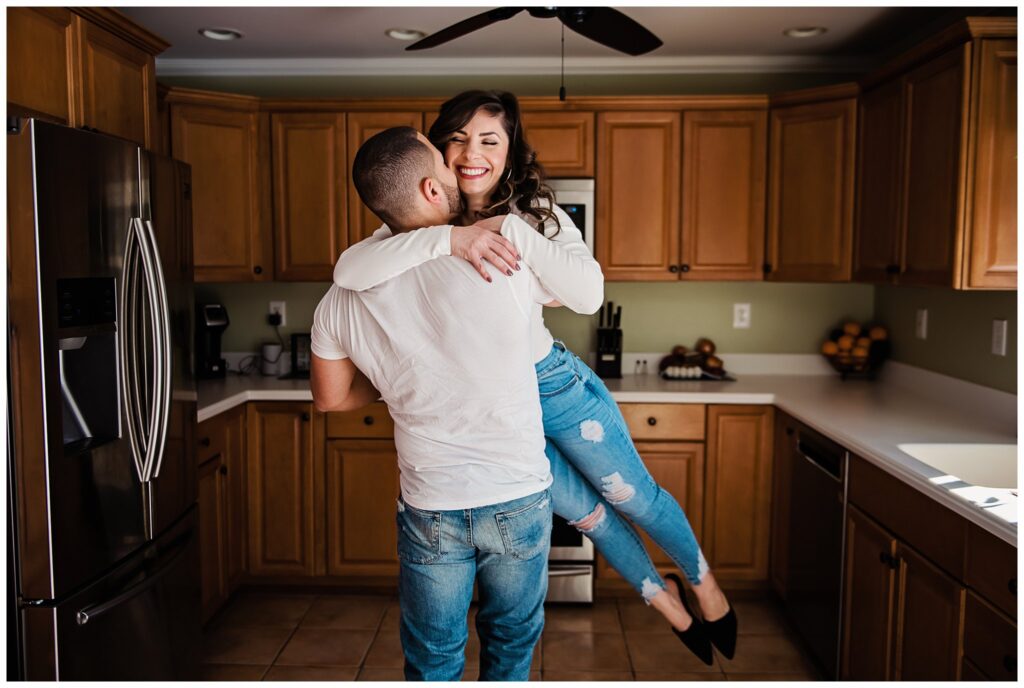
top-left (443, 109), bottom-right (510, 199)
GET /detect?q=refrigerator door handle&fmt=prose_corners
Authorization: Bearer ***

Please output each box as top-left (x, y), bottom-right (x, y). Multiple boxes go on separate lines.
top-left (118, 219), bottom-right (146, 483)
top-left (74, 529), bottom-right (193, 626)
top-left (133, 218), bottom-right (165, 483)
top-left (141, 219), bottom-right (172, 481)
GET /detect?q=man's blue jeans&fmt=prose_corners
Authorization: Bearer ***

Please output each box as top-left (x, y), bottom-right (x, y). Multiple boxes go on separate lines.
top-left (397, 489), bottom-right (551, 681)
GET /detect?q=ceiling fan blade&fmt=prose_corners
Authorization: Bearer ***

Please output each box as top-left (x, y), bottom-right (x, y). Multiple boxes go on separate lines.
top-left (406, 7), bottom-right (525, 51)
top-left (557, 7), bottom-right (663, 56)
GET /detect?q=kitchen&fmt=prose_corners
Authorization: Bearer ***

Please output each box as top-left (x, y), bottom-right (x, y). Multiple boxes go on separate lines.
top-left (5, 4), bottom-right (1017, 682)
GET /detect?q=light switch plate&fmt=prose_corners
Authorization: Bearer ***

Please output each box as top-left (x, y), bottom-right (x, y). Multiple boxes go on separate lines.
top-left (915, 309), bottom-right (928, 340)
top-left (992, 319), bottom-right (1008, 356)
top-left (733, 303), bottom-right (751, 329)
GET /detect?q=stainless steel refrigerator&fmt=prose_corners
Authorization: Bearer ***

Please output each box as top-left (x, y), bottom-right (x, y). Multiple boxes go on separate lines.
top-left (7, 119), bottom-right (200, 680)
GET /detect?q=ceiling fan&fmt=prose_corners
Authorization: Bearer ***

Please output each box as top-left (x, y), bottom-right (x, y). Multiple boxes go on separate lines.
top-left (406, 7), bottom-right (663, 56)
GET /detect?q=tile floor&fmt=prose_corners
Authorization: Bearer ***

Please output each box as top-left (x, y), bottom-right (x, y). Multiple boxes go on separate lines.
top-left (201, 590), bottom-right (823, 681)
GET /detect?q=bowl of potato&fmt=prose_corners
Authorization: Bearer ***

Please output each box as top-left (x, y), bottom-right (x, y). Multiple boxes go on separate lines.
top-left (821, 321), bottom-right (890, 379)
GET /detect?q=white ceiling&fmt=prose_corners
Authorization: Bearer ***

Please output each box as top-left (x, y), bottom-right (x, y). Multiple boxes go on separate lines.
top-left (120, 5), bottom-right (982, 76)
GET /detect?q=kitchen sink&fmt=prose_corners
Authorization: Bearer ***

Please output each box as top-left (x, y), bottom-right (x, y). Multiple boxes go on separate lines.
top-left (897, 443), bottom-right (1018, 489)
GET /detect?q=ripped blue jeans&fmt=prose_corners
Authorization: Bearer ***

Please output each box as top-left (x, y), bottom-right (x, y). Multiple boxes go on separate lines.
top-left (539, 342), bottom-right (709, 599)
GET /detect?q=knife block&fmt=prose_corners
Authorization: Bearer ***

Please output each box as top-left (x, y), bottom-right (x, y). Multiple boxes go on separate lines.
top-left (595, 327), bottom-right (622, 379)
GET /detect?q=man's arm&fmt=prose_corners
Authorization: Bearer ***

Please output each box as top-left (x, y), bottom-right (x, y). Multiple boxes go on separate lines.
top-left (310, 354), bottom-right (380, 412)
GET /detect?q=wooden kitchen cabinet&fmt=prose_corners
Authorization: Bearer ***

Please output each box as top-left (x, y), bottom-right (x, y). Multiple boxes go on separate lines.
top-left (703, 405), bottom-right (773, 582)
top-left (7, 8), bottom-right (75, 124)
top-left (841, 505), bottom-right (898, 681)
top-left (271, 112), bottom-right (349, 280)
top-left (346, 111), bottom-right (425, 243)
top-left (900, 45), bottom-right (970, 287)
top-left (853, 21), bottom-right (1017, 290)
top-left (596, 111), bottom-right (681, 281)
top-left (766, 86), bottom-right (857, 282)
top-left (596, 442), bottom-right (704, 582)
top-left (326, 439), bottom-right (401, 576)
top-left (246, 402), bottom-right (318, 577)
top-left (520, 111), bottom-right (594, 177)
top-left (196, 406), bottom-right (247, 621)
top-left (197, 453), bottom-right (227, 623)
top-left (769, 411), bottom-right (795, 598)
top-left (169, 92), bottom-right (272, 282)
top-left (680, 110), bottom-right (767, 280)
top-left (74, 14), bottom-right (157, 147)
top-left (853, 79), bottom-right (905, 282)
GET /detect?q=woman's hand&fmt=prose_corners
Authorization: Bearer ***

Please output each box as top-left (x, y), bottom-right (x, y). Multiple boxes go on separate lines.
top-left (450, 217), bottom-right (521, 282)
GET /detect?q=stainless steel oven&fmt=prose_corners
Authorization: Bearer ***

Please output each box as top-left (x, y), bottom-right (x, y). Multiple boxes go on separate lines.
top-left (548, 515), bottom-right (595, 603)
top-left (547, 179), bottom-right (594, 255)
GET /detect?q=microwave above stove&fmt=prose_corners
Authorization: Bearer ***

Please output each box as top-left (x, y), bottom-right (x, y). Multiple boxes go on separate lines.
top-left (547, 178), bottom-right (594, 255)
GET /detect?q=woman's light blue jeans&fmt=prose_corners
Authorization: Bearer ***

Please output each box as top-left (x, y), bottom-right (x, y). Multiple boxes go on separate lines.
top-left (539, 342), bottom-right (709, 599)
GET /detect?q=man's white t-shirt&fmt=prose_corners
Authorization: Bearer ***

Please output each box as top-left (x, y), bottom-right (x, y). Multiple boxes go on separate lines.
top-left (311, 243), bottom-right (554, 511)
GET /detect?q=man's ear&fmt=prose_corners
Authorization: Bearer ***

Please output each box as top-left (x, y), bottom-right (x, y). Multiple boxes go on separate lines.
top-left (420, 177), bottom-right (441, 207)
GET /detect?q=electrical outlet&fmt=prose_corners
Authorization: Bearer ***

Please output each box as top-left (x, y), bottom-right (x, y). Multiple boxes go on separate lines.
top-left (733, 303), bottom-right (751, 329)
top-left (992, 319), bottom-right (1008, 356)
top-left (269, 301), bottom-right (286, 327)
top-left (915, 308), bottom-right (928, 340)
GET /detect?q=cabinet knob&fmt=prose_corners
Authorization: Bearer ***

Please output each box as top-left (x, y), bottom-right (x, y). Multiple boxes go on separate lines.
top-left (1004, 655), bottom-right (1016, 673)
top-left (785, 427), bottom-right (794, 436)
top-left (253, 265), bottom-right (263, 275)
top-left (1009, 578), bottom-right (1017, 596)
top-left (200, 437), bottom-right (211, 447)
top-left (878, 551), bottom-right (898, 569)
top-left (301, 412), bottom-right (310, 421)
top-left (363, 416), bottom-right (375, 426)
top-left (763, 263), bottom-right (773, 274)
top-left (647, 417), bottom-right (657, 426)
top-left (668, 265), bottom-right (680, 274)
top-left (219, 465), bottom-right (228, 476)
top-left (680, 264), bottom-right (690, 273)
top-left (886, 264), bottom-right (900, 275)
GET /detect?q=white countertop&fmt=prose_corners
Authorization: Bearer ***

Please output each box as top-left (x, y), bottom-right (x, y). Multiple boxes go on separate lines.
top-left (197, 362), bottom-right (1017, 545)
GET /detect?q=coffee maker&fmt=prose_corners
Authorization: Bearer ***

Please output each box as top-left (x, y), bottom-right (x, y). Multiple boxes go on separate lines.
top-left (196, 303), bottom-right (229, 378)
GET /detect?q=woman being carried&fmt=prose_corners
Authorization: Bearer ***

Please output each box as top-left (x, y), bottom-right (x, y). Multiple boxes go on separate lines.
top-left (335, 90), bottom-right (736, 664)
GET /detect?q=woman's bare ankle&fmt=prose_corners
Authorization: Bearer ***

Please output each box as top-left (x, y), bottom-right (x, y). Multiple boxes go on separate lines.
top-left (651, 581), bottom-right (692, 632)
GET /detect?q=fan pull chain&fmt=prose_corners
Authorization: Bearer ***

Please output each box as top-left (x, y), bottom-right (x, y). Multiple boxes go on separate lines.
top-left (559, 22), bottom-right (566, 101)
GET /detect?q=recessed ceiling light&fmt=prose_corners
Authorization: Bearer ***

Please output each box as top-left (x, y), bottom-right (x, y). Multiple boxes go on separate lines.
top-left (783, 26), bottom-right (827, 39)
top-left (199, 27), bottom-right (244, 41)
top-left (385, 28), bottom-right (426, 41)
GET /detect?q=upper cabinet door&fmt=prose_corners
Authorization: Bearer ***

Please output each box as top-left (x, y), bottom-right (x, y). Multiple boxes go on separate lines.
top-left (346, 112), bottom-right (425, 243)
top-left (596, 111), bottom-right (681, 281)
top-left (680, 110), bottom-right (767, 281)
top-left (853, 80), bottom-right (904, 283)
top-left (7, 8), bottom-right (74, 124)
top-left (899, 45), bottom-right (969, 287)
top-left (521, 111), bottom-right (595, 177)
top-left (964, 39), bottom-right (1017, 290)
top-left (271, 113), bottom-right (348, 281)
top-left (74, 16), bottom-right (156, 147)
top-left (171, 104), bottom-right (271, 282)
top-left (767, 96), bottom-right (856, 282)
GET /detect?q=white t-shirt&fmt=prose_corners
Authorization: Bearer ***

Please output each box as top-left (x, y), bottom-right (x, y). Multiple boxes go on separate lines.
top-left (311, 230), bottom-right (554, 511)
top-left (332, 206), bottom-right (604, 363)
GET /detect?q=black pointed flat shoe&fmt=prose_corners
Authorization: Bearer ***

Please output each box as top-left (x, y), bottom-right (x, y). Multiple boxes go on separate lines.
top-left (704, 605), bottom-right (738, 660)
top-left (665, 573), bottom-right (714, 666)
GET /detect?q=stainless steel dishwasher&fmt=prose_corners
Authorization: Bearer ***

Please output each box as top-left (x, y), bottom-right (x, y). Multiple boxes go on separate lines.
top-left (783, 420), bottom-right (848, 680)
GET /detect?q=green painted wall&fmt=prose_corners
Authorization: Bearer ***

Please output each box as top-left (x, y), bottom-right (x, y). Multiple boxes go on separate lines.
top-left (874, 286), bottom-right (1017, 393)
top-left (197, 280), bottom-right (875, 359)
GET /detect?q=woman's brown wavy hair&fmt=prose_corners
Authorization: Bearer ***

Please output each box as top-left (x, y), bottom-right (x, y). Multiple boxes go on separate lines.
top-left (428, 90), bottom-right (557, 234)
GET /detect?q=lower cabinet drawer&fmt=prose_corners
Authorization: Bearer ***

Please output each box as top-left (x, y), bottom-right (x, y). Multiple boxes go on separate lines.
top-left (963, 590), bottom-right (1017, 681)
top-left (966, 523), bottom-right (1017, 619)
top-left (196, 416), bottom-right (226, 465)
top-left (327, 402), bottom-right (394, 439)
top-left (619, 403), bottom-right (705, 441)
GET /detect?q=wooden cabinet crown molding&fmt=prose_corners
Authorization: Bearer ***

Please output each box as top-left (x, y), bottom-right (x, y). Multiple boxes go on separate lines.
top-left (770, 82), bottom-right (859, 108)
top-left (164, 86), bottom-right (262, 111)
top-left (69, 8), bottom-right (170, 55)
top-left (861, 16), bottom-right (1016, 90)
top-left (255, 94), bottom-right (769, 113)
